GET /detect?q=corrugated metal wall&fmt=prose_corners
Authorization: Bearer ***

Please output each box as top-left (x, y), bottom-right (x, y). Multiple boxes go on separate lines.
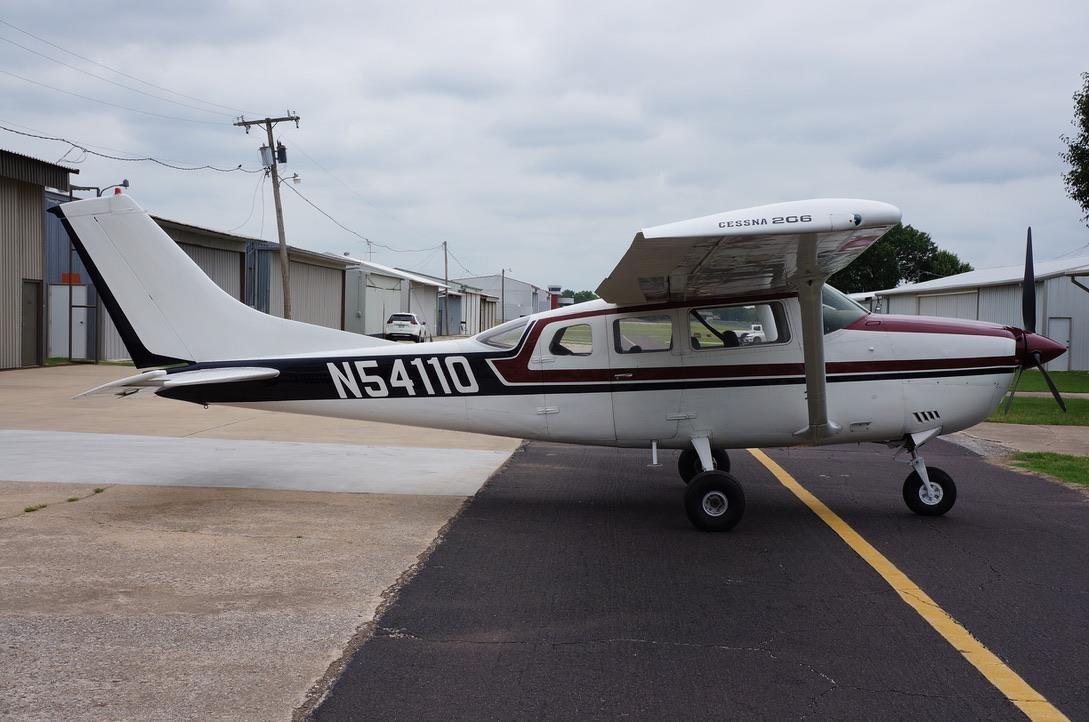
top-left (0, 178), bottom-right (44, 368)
top-left (917, 292), bottom-right (978, 319)
top-left (268, 255), bottom-right (344, 329)
top-left (1045, 276), bottom-right (1089, 370)
top-left (885, 295), bottom-right (916, 315)
top-left (180, 244), bottom-right (242, 299)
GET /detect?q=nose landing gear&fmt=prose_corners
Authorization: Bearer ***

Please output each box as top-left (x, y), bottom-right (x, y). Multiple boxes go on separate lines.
top-left (901, 432), bottom-right (957, 517)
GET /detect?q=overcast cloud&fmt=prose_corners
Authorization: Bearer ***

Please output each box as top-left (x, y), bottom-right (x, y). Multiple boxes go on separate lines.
top-left (1, 0), bottom-right (1087, 290)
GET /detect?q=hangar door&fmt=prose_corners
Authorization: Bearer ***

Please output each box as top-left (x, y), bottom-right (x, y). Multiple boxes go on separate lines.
top-left (917, 292), bottom-right (977, 320)
top-left (364, 273), bottom-right (403, 334)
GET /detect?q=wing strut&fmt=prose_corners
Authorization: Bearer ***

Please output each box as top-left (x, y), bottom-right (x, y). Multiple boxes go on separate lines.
top-left (793, 234), bottom-right (841, 442)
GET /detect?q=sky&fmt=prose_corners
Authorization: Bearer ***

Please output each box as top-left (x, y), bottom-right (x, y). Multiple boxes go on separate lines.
top-left (1, 0), bottom-right (1087, 292)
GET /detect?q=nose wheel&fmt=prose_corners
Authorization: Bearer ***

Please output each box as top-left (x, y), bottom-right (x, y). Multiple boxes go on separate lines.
top-left (903, 466), bottom-right (957, 516)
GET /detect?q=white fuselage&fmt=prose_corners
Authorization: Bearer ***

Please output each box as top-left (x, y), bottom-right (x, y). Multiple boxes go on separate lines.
top-left (178, 297), bottom-right (1017, 451)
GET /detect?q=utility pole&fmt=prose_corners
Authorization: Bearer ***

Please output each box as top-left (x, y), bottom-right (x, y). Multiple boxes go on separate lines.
top-left (500, 268), bottom-right (506, 323)
top-left (234, 112), bottom-right (300, 319)
top-left (442, 241), bottom-right (449, 336)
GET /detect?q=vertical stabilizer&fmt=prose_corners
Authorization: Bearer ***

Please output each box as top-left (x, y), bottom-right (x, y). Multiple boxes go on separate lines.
top-left (51, 194), bottom-right (390, 367)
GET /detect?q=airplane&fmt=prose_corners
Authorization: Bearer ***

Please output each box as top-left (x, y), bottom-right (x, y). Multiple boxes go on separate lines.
top-left (49, 193), bottom-right (1067, 532)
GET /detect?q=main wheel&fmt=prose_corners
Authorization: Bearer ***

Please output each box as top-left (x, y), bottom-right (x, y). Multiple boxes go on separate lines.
top-left (678, 448), bottom-right (730, 483)
top-left (902, 466), bottom-right (957, 516)
top-left (684, 471), bottom-right (746, 532)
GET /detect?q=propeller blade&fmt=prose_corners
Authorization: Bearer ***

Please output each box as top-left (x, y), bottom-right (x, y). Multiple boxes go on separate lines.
top-left (1030, 351), bottom-right (1067, 413)
top-left (1022, 227), bottom-right (1036, 334)
top-left (1002, 367), bottom-right (1023, 415)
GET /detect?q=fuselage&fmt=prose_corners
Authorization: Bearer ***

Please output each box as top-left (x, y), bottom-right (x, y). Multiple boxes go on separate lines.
top-left (158, 292), bottom-right (1033, 451)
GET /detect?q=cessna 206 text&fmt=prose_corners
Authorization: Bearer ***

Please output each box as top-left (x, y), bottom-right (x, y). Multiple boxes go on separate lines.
top-left (53, 194), bottom-right (1066, 531)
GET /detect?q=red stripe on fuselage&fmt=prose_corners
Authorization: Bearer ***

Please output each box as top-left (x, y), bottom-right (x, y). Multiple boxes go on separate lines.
top-left (847, 314), bottom-right (1016, 339)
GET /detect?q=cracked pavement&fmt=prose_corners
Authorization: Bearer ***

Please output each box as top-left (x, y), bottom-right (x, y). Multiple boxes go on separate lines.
top-left (314, 441), bottom-right (1088, 720)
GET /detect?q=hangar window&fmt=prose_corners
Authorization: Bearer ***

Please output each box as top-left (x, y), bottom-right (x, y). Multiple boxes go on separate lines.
top-left (689, 302), bottom-right (789, 350)
top-left (550, 324), bottom-right (593, 356)
top-left (478, 318), bottom-right (529, 350)
top-left (614, 314), bottom-right (673, 353)
top-left (822, 285), bottom-right (866, 334)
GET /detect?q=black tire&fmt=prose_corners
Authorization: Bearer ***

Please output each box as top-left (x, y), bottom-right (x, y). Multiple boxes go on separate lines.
top-left (685, 471), bottom-right (746, 532)
top-left (902, 467), bottom-right (957, 516)
top-left (678, 448), bottom-right (730, 483)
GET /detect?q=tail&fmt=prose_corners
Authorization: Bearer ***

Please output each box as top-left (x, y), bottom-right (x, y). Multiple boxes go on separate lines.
top-left (51, 193), bottom-right (389, 367)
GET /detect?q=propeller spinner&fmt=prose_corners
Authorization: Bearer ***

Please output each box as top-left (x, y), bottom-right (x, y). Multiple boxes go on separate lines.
top-left (1004, 227), bottom-right (1067, 414)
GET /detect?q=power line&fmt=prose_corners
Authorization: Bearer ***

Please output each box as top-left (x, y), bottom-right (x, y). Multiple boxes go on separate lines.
top-left (447, 247), bottom-right (475, 276)
top-left (0, 18), bottom-right (257, 116)
top-left (0, 36), bottom-right (233, 118)
top-left (280, 180), bottom-right (442, 252)
top-left (0, 122), bottom-right (263, 172)
top-left (226, 171), bottom-right (269, 232)
top-left (1, 69), bottom-right (228, 126)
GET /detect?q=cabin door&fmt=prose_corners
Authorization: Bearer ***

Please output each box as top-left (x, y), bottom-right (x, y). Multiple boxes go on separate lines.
top-left (607, 309), bottom-right (682, 442)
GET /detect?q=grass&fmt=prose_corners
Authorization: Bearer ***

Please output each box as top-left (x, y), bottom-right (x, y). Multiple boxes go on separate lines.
top-left (987, 397), bottom-right (1089, 426)
top-left (93, 488), bottom-right (105, 494)
top-left (24, 504), bottom-right (47, 513)
top-left (1009, 452), bottom-right (1089, 486)
top-left (45, 357), bottom-right (135, 367)
top-left (66, 497), bottom-right (79, 502)
top-left (1015, 370), bottom-right (1089, 393)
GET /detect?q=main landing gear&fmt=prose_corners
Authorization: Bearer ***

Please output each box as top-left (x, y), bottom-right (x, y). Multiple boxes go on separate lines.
top-left (680, 437), bottom-right (745, 532)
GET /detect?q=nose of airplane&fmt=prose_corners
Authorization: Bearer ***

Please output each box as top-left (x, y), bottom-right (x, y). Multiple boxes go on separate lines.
top-left (1018, 332), bottom-right (1066, 366)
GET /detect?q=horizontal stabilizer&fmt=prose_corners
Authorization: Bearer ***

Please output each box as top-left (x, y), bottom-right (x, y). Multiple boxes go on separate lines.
top-left (75, 367), bottom-right (279, 398)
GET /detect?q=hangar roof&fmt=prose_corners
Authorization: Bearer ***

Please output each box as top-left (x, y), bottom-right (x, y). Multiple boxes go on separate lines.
top-left (878, 255), bottom-right (1089, 296)
top-left (343, 257), bottom-right (448, 289)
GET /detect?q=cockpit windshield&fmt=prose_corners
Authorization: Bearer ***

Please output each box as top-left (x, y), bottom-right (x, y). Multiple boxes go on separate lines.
top-left (477, 318), bottom-right (530, 349)
top-left (822, 285), bottom-right (867, 333)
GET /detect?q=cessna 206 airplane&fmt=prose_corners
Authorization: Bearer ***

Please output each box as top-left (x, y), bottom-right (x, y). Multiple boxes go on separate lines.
top-left (51, 193), bottom-right (1067, 532)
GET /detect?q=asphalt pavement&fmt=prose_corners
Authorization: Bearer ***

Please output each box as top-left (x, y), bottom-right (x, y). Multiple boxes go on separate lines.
top-left (312, 439), bottom-right (1089, 721)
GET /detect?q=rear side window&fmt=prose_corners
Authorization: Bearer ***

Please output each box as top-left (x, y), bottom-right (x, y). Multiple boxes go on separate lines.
top-left (689, 303), bottom-right (789, 350)
top-left (550, 324), bottom-right (593, 356)
top-left (614, 314), bottom-right (673, 353)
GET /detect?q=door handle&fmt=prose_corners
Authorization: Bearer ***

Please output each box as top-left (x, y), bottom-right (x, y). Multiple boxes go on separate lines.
top-left (614, 372), bottom-right (633, 379)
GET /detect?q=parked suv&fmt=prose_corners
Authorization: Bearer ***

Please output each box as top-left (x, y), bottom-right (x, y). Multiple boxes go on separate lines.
top-left (385, 313), bottom-right (430, 342)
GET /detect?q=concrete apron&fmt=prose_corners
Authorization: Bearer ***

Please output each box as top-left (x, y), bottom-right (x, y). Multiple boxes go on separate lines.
top-left (0, 365), bottom-right (519, 721)
top-left (0, 430), bottom-right (509, 495)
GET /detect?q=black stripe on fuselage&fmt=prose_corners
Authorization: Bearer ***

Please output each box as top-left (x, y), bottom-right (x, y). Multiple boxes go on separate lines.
top-left (155, 352), bottom-right (1017, 405)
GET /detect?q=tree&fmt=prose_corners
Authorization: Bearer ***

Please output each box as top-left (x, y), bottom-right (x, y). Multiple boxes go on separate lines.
top-left (561, 289), bottom-right (599, 303)
top-left (1061, 72), bottom-right (1089, 226)
top-left (828, 224), bottom-right (973, 293)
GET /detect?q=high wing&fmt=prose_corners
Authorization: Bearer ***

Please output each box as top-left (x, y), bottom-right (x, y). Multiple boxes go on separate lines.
top-left (596, 199), bottom-right (900, 304)
top-left (596, 198), bottom-right (902, 443)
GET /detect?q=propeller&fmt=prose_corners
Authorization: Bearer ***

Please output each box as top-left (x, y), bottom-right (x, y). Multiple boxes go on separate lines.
top-left (1004, 227), bottom-right (1067, 414)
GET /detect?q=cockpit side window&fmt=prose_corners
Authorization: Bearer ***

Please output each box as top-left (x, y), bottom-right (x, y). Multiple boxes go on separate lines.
top-left (689, 302), bottom-right (790, 350)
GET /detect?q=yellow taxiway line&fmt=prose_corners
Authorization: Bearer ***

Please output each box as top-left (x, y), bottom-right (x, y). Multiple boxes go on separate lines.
top-left (748, 448), bottom-right (1068, 722)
